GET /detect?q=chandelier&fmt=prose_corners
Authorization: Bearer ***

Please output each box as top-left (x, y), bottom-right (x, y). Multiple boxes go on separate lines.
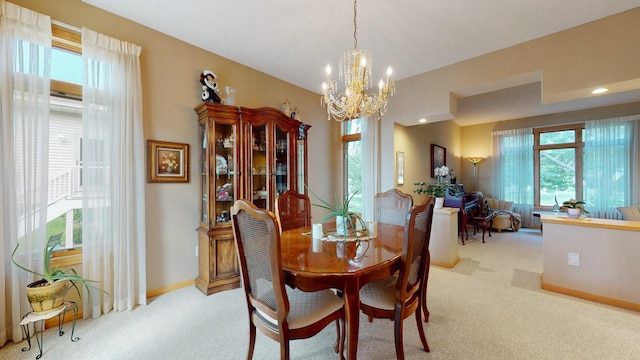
top-left (321, 0), bottom-right (395, 122)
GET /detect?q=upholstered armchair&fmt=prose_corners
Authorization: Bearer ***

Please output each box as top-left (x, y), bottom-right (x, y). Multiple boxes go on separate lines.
top-left (617, 206), bottom-right (640, 221)
top-left (485, 197), bottom-right (521, 232)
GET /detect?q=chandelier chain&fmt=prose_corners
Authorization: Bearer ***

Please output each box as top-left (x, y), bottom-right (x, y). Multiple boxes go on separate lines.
top-left (353, 0), bottom-right (358, 49)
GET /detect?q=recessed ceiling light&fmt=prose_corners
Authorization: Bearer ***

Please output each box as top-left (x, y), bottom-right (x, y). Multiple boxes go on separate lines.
top-left (419, 118), bottom-right (427, 123)
top-left (592, 88), bottom-right (608, 94)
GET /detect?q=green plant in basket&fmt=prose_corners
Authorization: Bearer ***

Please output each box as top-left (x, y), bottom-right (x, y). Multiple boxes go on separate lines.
top-left (12, 233), bottom-right (107, 312)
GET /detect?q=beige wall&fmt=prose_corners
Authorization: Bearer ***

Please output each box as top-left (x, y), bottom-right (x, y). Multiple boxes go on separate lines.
top-left (15, 0), bottom-right (340, 293)
top-left (385, 7), bottom-right (640, 124)
top-left (542, 217), bottom-right (640, 311)
top-left (394, 120), bottom-right (461, 204)
top-left (382, 8), bottom-right (640, 194)
top-left (397, 101), bottom-right (640, 200)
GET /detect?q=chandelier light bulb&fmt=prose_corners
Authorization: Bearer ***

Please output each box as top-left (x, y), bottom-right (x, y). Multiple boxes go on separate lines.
top-left (325, 64), bottom-right (332, 75)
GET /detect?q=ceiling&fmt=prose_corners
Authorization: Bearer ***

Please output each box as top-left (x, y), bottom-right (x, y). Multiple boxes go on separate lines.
top-left (82, 0), bottom-right (640, 127)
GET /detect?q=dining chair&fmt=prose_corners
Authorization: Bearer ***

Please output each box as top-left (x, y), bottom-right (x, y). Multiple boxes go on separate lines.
top-left (359, 195), bottom-right (435, 360)
top-left (231, 200), bottom-right (345, 360)
top-left (374, 189), bottom-right (414, 226)
top-left (275, 190), bottom-right (312, 232)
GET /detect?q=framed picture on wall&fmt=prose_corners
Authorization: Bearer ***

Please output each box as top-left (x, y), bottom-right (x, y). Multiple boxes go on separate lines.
top-left (430, 144), bottom-right (446, 178)
top-left (148, 140), bottom-right (190, 183)
top-left (396, 151), bottom-right (404, 185)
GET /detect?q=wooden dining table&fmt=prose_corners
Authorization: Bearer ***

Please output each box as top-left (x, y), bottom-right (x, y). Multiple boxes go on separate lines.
top-left (280, 223), bottom-right (405, 360)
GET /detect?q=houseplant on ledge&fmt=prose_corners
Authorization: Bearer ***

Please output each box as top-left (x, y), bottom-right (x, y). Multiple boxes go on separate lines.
top-left (561, 199), bottom-right (589, 219)
top-left (11, 233), bottom-right (106, 313)
top-left (414, 182), bottom-right (451, 208)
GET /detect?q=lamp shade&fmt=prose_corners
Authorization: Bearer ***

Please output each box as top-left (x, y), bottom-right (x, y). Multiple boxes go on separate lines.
top-left (467, 157), bottom-right (485, 164)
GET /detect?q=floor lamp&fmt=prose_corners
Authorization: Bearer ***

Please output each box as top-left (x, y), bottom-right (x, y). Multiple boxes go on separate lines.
top-left (467, 157), bottom-right (485, 192)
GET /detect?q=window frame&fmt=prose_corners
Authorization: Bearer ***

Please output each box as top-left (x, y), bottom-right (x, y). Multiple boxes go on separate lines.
top-left (342, 120), bottom-right (362, 199)
top-left (49, 22), bottom-right (83, 261)
top-left (533, 123), bottom-right (584, 208)
top-left (51, 23), bottom-right (82, 97)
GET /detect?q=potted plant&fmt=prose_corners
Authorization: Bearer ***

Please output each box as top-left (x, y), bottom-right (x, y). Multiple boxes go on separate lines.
top-left (561, 199), bottom-right (589, 219)
top-left (307, 187), bottom-right (366, 237)
top-left (11, 233), bottom-right (106, 313)
top-left (414, 182), bottom-right (451, 208)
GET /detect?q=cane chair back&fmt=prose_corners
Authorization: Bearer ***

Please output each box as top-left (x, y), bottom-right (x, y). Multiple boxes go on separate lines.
top-left (275, 190), bottom-right (312, 232)
top-left (374, 189), bottom-right (414, 226)
top-left (231, 200), bottom-right (345, 360)
top-left (360, 195), bottom-right (435, 359)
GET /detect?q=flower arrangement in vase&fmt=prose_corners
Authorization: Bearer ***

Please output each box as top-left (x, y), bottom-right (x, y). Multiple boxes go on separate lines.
top-left (561, 199), bottom-right (589, 219)
top-left (160, 152), bottom-right (179, 173)
top-left (434, 165), bottom-right (450, 184)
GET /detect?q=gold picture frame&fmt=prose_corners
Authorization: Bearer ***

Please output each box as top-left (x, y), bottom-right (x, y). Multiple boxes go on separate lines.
top-left (147, 140), bottom-right (190, 183)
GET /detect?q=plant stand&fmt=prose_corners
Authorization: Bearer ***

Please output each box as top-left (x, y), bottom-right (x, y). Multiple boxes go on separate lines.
top-left (20, 301), bottom-right (79, 359)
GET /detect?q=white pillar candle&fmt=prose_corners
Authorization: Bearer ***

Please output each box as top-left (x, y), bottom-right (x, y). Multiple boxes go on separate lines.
top-left (312, 223), bottom-right (323, 239)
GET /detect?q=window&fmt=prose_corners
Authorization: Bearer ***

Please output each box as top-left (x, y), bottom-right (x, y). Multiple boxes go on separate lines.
top-left (51, 22), bottom-right (82, 96)
top-left (46, 23), bottom-right (83, 249)
top-left (343, 118), bottom-right (363, 214)
top-left (534, 124), bottom-right (584, 207)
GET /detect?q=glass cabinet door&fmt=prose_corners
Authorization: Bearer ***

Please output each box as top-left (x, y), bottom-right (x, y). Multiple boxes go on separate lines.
top-left (274, 126), bottom-right (290, 197)
top-left (199, 122), bottom-right (209, 225)
top-left (297, 138), bottom-right (305, 193)
top-left (213, 121), bottom-right (236, 225)
top-left (251, 123), bottom-right (268, 209)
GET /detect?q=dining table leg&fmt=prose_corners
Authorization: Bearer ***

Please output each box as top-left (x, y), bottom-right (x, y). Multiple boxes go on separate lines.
top-left (343, 277), bottom-right (360, 360)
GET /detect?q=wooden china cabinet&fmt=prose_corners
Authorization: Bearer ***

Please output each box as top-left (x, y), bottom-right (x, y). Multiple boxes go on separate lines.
top-left (194, 102), bottom-right (310, 295)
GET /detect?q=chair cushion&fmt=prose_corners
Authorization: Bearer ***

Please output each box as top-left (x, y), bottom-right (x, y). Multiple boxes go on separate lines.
top-left (491, 211), bottom-right (522, 231)
top-left (486, 197), bottom-right (514, 211)
top-left (617, 206), bottom-right (640, 221)
top-left (257, 287), bottom-right (343, 330)
top-left (359, 276), bottom-right (398, 311)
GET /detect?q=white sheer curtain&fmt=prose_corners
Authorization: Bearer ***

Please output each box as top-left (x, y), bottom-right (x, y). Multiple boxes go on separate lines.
top-left (491, 128), bottom-right (534, 227)
top-left (584, 115), bottom-right (640, 219)
top-left (0, 0), bottom-right (51, 345)
top-left (361, 116), bottom-right (380, 221)
top-left (81, 28), bottom-right (146, 318)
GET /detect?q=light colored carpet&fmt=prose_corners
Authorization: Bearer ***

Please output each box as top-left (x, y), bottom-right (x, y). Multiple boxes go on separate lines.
top-left (2, 229), bottom-right (639, 359)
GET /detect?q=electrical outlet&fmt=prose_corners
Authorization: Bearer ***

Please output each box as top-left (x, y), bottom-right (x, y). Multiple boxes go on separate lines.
top-left (568, 252), bottom-right (580, 266)
top-left (195, 245), bottom-right (199, 257)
